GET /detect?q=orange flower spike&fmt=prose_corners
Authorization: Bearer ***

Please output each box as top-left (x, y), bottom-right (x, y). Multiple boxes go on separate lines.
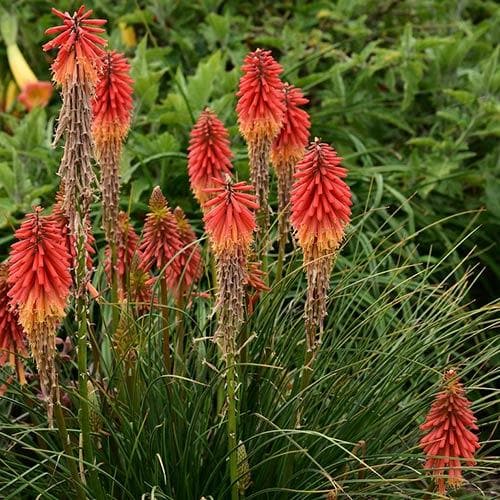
top-left (271, 83), bottom-right (310, 245)
top-left (420, 370), bottom-right (480, 495)
top-left (204, 178), bottom-right (259, 255)
top-left (291, 139), bottom-right (352, 351)
top-left (139, 187), bottom-right (184, 291)
top-left (93, 51), bottom-right (134, 150)
top-left (174, 206), bottom-right (203, 293)
top-left (236, 49), bottom-right (285, 143)
top-left (291, 139), bottom-right (352, 259)
top-left (7, 207), bottom-right (72, 422)
top-left (271, 84), bottom-right (311, 167)
top-left (0, 263), bottom-right (27, 387)
top-left (236, 49), bottom-right (285, 237)
top-left (188, 108), bottom-right (233, 205)
top-left (18, 81), bottom-right (54, 110)
top-left (43, 6), bottom-right (107, 86)
top-left (92, 51), bottom-right (134, 247)
top-left (204, 177), bottom-right (258, 353)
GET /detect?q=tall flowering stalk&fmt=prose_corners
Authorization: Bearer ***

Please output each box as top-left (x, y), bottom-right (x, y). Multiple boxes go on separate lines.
top-left (271, 83), bottom-right (310, 280)
top-left (188, 108), bottom-right (233, 206)
top-left (420, 370), bottom-right (480, 495)
top-left (236, 49), bottom-right (285, 244)
top-left (204, 176), bottom-right (257, 500)
top-left (140, 187), bottom-right (183, 372)
top-left (43, 6), bottom-right (106, 489)
top-left (0, 262), bottom-right (27, 389)
top-left (7, 208), bottom-right (72, 423)
top-left (291, 139), bottom-right (352, 355)
top-left (92, 50), bottom-right (133, 290)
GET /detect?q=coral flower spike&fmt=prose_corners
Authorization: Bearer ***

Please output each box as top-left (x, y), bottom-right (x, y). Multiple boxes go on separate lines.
top-left (420, 370), bottom-right (480, 495)
top-left (271, 83), bottom-right (311, 243)
top-left (188, 108), bottom-right (233, 206)
top-left (236, 49), bottom-right (285, 239)
top-left (7, 207), bottom-right (72, 423)
top-left (204, 176), bottom-right (258, 352)
top-left (43, 6), bottom-right (107, 86)
top-left (140, 187), bottom-right (184, 292)
top-left (0, 262), bottom-right (27, 388)
top-left (92, 50), bottom-right (134, 247)
top-left (291, 139), bottom-right (352, 351)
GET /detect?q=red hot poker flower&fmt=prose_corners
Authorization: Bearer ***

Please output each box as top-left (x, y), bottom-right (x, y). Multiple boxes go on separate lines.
top-left (173, 207), bottom-right (203, 294)
top-left (420, 370), bottom-right (480, 495)
top-left (291, 139), bottom-right (352, 260)
top-left (291, 139), bottom-right (352, 351)
top-left (139, 187), bottom-right (184, 292)
top-left (7, 207), bottom-right (72, 422)
top-left (92, 51), bottom-right (134, 247)
top-left (188, 108), bottom-right (233, 205)
top-left (271, 83), bottom-right (311, 167)
top-left (204, 177), bottom-right (258, 255)
top-left (236, 49), bottom-right (285, 143)
top-left (93, 50), bottom-right (134, 149)
top-left (0, 263), bottom-right (27, 387)
top-left (43, 6), bottom-right (107, 85)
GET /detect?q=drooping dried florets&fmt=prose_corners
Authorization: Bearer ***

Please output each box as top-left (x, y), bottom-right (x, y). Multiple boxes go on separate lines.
top-left (420, 370), bottom-right (480, 495)
top-left (291, 139), bottom-right (352, 350)
top-left (7, 207), bottom-right (72, 422)
top-left (188, 108), bottom-right (233, 205)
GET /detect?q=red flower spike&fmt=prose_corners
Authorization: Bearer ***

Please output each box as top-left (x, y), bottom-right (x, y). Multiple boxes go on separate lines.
top-left (188, 108), bottom-right (233, 205)
top-left (236, 49), bottom-right (285, 142)
top-left (0, 263), bottom-right (27, 387)
top-left (139, 187), bottom-right (184, 292)
top-left (291, 139), bottom-right (352, 260)
top-left (43, 6), bottom-right (107, 85)
top-left (203, 177), bottom-right (258, 255)
top-left (92, 50), bottom-right (134, 149)
top-left (420, 370), bottom-right (480, 495)
top-left (7, 207), bottom-right (72, 422)
top-left (271, 83), bottom-right (311, 167)
top-left (105, 211), bottom-right (140, 290)
top-left (173, 207), bottom-right (203, 294)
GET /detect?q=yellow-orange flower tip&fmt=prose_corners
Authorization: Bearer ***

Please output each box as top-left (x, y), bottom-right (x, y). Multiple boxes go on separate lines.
top-left (271, 83), bottom-right (311, 167)
top-left (188, 108), bottom-right (233, 205)
top-left (43, 6), bottom-right (107, 86)
top-left (236, 49), bottom-right (285, 143)
top-left (139, 187), bottom-right (184, 290)
top-left (18, 81), bottom-right (53, 111)
top-left (0, 262), bottom-right (27, 386)
top-left (203, 176), bottom-right (258, 254)
top-left (291, 139), bottom-right (352, 258)
top-left (173, 207), bottom-right (203, 291)
top-left (92, 50), bottom-right (134, 149)
top-left (7, 207), bottom-right (72, 334)
top-left (420, 369), bottom-right (480, 495)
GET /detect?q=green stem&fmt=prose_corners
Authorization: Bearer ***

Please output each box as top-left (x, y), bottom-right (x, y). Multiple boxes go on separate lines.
top-left (110, 241), bottom-right (119, 334)
top-left (174, 294), bottom-right (186, 375)
top-left (226, 349), bottom-right (240, 500)
top-left (274, 227), bottom-right (287, 284)
top-left (160, 279), bottom-right (172, 373)
top-left (54, 398), bottom-right (86, 500)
